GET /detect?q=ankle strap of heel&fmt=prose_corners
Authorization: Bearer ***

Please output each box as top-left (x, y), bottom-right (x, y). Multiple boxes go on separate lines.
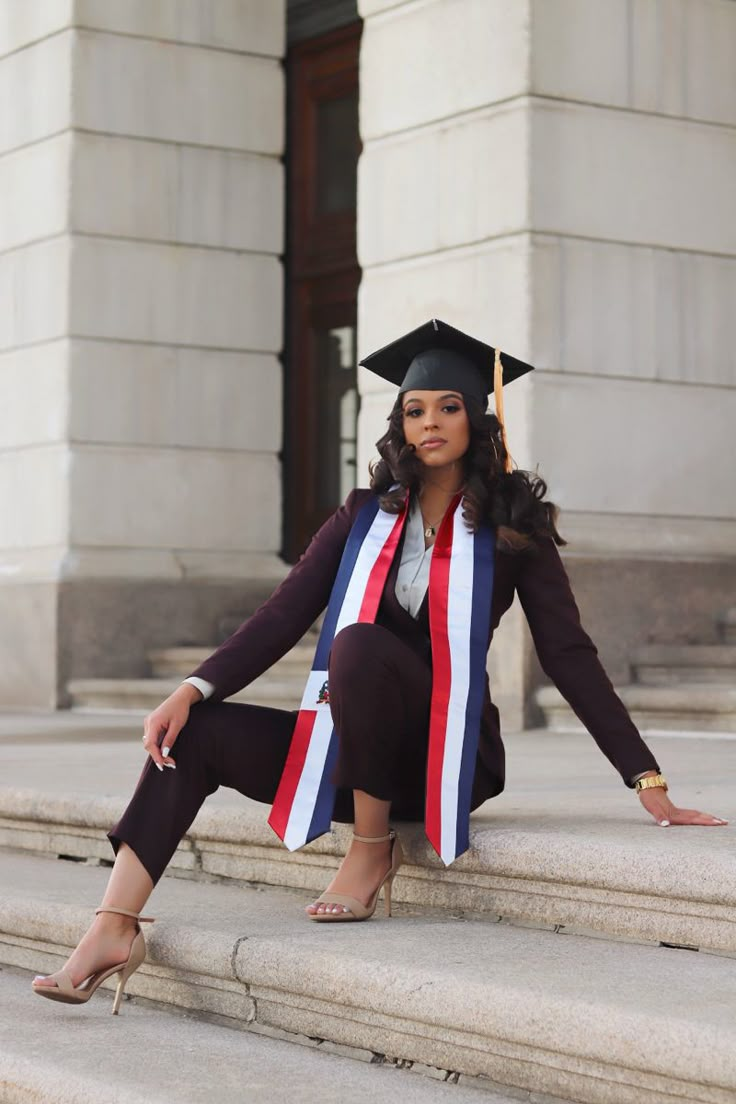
top-left (95, 906), bottom-right (155, 923)
top-left (352, 830), bottom-right (395, 844)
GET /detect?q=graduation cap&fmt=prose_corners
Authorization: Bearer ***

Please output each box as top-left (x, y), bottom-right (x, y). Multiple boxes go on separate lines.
top-left (359, 318), bottom-right (534, 473)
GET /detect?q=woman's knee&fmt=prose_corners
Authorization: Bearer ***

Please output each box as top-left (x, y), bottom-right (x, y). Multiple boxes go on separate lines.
top-left (169, 704), bottom-right (215, 768)
top-left (328, 623), bottom-right (387, 680)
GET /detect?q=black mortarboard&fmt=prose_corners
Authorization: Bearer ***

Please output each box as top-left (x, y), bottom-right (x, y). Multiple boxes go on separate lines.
top-left (359, 318), bottom-right (534, 472)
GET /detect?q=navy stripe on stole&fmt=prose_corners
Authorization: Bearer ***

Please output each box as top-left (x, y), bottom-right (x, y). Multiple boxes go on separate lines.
top-left (306, 727), bottom-right (340, 843)
top-left (313, 496), bottom-right (380, 671)
top-left (454, 525), bottom-right (496, 856)
top-left (304, 496), bottom-right (381, 841)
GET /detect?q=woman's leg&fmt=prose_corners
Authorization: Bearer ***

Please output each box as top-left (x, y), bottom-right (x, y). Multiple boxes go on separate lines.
top-left (307, 623), bottom-right (432, 915)
top-left (34, 700), bottom-right (300, 989)
top-left (33, 842), bottom-right (154, 989)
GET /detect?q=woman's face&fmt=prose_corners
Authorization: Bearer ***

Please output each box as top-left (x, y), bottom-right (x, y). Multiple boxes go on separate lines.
top-left (401, 389), bottom-right (471, 470)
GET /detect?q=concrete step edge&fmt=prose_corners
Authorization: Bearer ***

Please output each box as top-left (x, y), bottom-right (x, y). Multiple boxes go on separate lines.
top-left (536, 684), bottom-right (736, 731)
top-left (68, 677), bottom-right (304, 694)
top-left (634, 671), bottom-right (736, 688)
top-left (1, 787), bottom-right (734, 953)
top-left (2, 855), bottom-right (735, 1104)
top-left (2, 969), bottom-right (524, 1104)
top-left (148, 647), bottom-right (315, 679)
top-left (537, 683), bottom-right (736, 708)
top-left (633, 645), bottom-right (736, 666)
top-left (67, 678), bottom-right (303, 712)
top-left (148, 645), bottom-right (316, 660)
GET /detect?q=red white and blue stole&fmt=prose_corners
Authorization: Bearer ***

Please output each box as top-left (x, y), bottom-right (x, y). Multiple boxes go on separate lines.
top-left (268, 492), bottom-right (496, 866)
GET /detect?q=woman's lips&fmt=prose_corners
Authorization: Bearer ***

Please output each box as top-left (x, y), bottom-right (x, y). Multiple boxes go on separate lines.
top-left (421, 439), bottom-right (447, 450)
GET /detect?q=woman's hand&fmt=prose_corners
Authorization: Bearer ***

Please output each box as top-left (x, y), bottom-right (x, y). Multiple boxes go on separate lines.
top-left (637, 783), bottom-right (728, 827)
top-left (141, 683), bottom-right (202, 771)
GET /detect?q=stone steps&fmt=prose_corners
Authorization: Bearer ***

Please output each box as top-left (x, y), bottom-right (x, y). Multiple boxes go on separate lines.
top-left (632, 644), bottom-right (736, 685)
top-left (2, 965), bottom-right (520, 1104)
top-left (2, 850), bottom-right (735, 1104)
top-left (2, 781), bottom-right (734, 954)
top-left (68, 674), bottom-right (304, 712)
top-left (0, 723), bottom-right (733, 957)
top-left (536, 682), bottom-right (736, 734)
top-left (70, 604), bottom-right (736, 730)
top-left (719, 607), bottom-right (736, 646)
top-left (69, 631), bottom-right (316, 711)
top-left (148, 642), bottom-right (316, 679)
top-left (535, 604), bottom-right (736, 735)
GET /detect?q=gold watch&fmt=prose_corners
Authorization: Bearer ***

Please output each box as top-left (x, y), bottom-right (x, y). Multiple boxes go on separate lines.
top-left (634, 772), bottom-right (668, 794)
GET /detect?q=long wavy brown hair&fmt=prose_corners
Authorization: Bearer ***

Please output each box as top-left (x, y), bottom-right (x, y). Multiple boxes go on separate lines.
top-left (368, 393), bottom-right (566, 553)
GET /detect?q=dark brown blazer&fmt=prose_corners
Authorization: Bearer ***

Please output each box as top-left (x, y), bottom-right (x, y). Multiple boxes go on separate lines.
top-left (190, 489), bottom-right (661, 806)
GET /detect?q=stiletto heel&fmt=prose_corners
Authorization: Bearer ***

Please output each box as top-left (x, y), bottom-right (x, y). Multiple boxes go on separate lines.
top-left (309, 830), bottom-right (403, 923)
top-left (384, 876), bottom-right (393, 917)
top-left (32, 905), bottom-right (155, 1013)
top-left (112, 972), bottom-right (126, 1016)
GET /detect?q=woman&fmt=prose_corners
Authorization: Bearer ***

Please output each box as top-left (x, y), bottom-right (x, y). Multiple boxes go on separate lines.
top-left (32, 319), bottom-right (727, 1009)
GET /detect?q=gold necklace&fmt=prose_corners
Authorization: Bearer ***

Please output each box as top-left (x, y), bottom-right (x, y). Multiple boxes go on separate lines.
top-left (421, 512), bottom-right (445, 539)
top-left (419, 485), bottom-right (465, 538)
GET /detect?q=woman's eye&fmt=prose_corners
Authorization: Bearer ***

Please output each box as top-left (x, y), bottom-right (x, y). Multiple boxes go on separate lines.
top-left (404, 404), bottom-right (461, 417)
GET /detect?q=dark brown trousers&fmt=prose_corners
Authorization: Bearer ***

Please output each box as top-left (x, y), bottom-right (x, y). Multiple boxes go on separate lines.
top-left (108, 624), bottom-right (433, 886)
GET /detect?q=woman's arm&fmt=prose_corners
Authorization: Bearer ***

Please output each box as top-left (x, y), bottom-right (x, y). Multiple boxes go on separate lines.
top-left (186, 488), bottom-right (369, 703)
top-left (516, 535), bottom-right (728, 828)
top-left (515, 535), bottom-right (661, 787)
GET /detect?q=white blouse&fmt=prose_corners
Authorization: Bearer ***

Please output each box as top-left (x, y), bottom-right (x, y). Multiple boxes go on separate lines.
top-left (394, 493), bottom-right (431, 618)
top-left (184, 496), bottom-right (431, 702)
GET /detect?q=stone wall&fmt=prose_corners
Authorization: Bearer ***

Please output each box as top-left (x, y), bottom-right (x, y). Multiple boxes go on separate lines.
top-left (0, 1), bottom-right (287, 706)
top-left (356, 0), bottom-right (736, 727)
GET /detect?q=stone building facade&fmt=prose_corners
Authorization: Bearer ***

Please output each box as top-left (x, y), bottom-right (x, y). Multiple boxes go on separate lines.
top-left (1, 0), bottom-right (734, 717)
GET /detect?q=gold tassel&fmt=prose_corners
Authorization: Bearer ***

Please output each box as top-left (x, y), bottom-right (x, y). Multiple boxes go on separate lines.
top-left (493, 348), bottom-right (514, 473)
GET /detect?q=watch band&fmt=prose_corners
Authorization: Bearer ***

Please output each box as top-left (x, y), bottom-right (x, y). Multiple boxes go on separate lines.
top-left (634, 773), bottom-right (668, 793)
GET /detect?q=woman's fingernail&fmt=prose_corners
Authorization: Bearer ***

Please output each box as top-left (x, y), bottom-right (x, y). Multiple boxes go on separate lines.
top-left (659, 819), bottom-right (670, 826)
top-left (162, 746), bottom-right (170, 757)
top-left (156, 763), bottom-right (163, 772)
top-left (164, 762), bottom-right (176, 769)
top-left (716, 818), bottom-right (728, 824)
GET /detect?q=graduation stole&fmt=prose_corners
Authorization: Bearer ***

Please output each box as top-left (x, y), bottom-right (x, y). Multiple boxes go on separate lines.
top-left (268, 492), bottom-right (496, 865)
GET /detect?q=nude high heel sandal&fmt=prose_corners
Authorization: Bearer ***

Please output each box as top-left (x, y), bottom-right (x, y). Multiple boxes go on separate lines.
top-left (31, 906), bottom-right (155, 1014)
top-left (309, 830), bottom-right (403, 922)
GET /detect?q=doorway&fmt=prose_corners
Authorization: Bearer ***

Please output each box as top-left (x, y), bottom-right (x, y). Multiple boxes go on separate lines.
top-left (283, 16), bottom-right (362, 561)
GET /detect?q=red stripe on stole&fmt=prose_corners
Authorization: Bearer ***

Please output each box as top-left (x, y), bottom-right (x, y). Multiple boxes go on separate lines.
top-left (424, 496), bottom-right (460, 850)
top-left (267, 709), bottom-right (317, 839)
top-left (357, 503), bottom-right (408, 622)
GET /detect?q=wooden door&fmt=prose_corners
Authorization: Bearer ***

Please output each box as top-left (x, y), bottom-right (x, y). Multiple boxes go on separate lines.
top-left (283, 21), bottom-right (362, 561)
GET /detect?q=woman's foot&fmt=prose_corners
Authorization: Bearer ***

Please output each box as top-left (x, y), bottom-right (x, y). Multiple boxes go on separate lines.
top-left (32, 911), bottom-right (138, 990)
top-left (306, 836), bottom-right (393, 916)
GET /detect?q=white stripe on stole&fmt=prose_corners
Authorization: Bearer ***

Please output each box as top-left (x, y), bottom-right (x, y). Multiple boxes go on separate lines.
top-left (440, 501), bottom-right (475, 863)
top-left (283, 507), bottom-right (398, 850)
top-left (283, 709), bottom-right (334, 850)
top-left (333, 507), bottom-right (398, 635)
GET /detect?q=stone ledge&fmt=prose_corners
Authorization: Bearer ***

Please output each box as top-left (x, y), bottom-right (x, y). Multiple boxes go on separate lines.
top-left (67, 676), bottom-right (302, 712)
top-left (633, 645), bottom-right (736, 686)
top-left (2, 851), bottom-right (735, 1104)
top-left (1, 787), bottom-right (734, 953)
top-left (536, 683), bottom-right (736, 734)
top-left (2, 969), bottom-right (515, 1104)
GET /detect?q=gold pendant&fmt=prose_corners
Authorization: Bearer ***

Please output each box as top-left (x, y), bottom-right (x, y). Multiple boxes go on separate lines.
top-left (424, 526), bottom-right (435, 539)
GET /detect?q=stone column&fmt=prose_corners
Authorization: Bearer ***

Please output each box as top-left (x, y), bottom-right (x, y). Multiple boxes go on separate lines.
top-left (0, 1), bottom-right (286, 707)
top-left (356, 0), bottom-right (736, 727)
